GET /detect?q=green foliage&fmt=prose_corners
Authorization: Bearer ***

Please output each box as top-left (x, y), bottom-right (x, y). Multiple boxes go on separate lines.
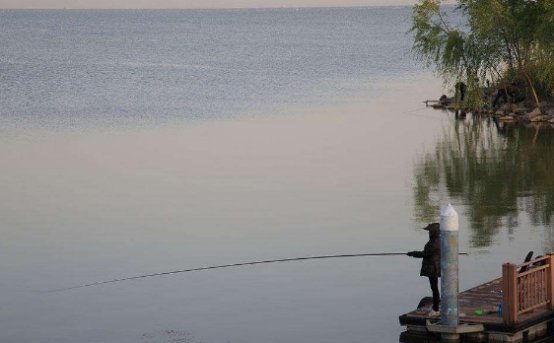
top-left (411, 1), bottom-right (467, 80)
top-left (536, 1), bottom-right (554, 96)
top-left (411, 0), bottom-right (554, 107)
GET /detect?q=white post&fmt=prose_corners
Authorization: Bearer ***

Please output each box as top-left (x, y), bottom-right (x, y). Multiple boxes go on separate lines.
top-left (440, 204), bottom-right (459, 341)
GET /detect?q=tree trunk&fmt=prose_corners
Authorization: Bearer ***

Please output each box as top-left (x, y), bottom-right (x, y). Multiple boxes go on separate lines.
top-left (516, 57), bottom-right (541, 110)
top-left (523, 71), bottom-right (541, 110)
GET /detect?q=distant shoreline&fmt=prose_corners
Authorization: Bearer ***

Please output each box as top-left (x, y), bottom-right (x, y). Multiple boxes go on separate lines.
top-left (0, 5), bottom-right (414, 11)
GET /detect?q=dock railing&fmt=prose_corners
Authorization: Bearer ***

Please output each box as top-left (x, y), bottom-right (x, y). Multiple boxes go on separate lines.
top-left (502, 253), bottom-right (554, 325)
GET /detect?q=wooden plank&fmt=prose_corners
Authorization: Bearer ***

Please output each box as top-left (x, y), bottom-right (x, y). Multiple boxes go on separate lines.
top-left (503, 263), bottom-right (518, 325)
top-left (541, 268), bottom-right (550, 302)
top-left (537, 270), bottom-right (546, 302)
top-left (517, 255), bottom-right (550, 268)
top-left (537, 271), bottom-right (540, 305)
top-left (533, 272), bottom-right (536, 307)
top-left (546, 253), bottom-right (554, 310)
top-left (518, 264), bottom-right (550, 278)
top-left (537, 270), bottom-right (546, 303)
top-left (529, 273), bottom-right (532, 308)
top-left (503, 263), bottom-right (511, 324)
top-left (519, 301), bottom-right (550, 314)
top-left (514, 278), bottom-right (529, 311)
top-left (402, 261), bottom-right (554, 330)
top-left (514, 263), bottom-right (554, 315)
top-left (542, 266), bottom-right (550, 303)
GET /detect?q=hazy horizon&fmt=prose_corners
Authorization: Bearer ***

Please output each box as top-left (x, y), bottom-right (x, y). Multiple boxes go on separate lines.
top-left (0, 0), bottom-right (453, 9)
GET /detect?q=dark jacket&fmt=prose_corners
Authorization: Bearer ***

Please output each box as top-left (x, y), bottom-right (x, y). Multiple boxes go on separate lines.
top-left (410, 226), bottom-right (441, 277)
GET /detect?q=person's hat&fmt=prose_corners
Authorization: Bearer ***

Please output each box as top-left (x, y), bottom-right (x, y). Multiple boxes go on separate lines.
top-left (423, 223), bottom-right (440, 231)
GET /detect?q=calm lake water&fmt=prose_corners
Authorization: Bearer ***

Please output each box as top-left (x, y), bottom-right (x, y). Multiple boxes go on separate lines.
top-left (1, 6), bottom-right (554, 343)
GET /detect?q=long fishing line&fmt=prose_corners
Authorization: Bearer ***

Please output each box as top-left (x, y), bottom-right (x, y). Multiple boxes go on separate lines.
top-left (50, 252), bottom-right (469, 292)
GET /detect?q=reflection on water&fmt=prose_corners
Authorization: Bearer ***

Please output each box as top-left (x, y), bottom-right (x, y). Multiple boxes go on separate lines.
top-left (0, 73), bottom-right (458, 343)
top-left (414, 114), bottom-right (554, 248)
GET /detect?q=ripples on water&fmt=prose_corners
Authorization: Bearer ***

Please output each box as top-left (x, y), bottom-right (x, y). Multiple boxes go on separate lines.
top-left (1, 7), bottom-right (439, 343)
top-left (0, 7), bottom-right (418, 129)
top-left (3, 6), bottom-right (554, 343)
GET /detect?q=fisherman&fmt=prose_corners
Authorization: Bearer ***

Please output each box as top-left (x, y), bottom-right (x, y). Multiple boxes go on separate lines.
top-left (492, 82), bottom-right (525, 108)
top-left (439, 94), bottom-right (450, 106)
top-left (456, 81), bottom-right (466, 104)
top-left (407, 223), bottom-right (441, 316)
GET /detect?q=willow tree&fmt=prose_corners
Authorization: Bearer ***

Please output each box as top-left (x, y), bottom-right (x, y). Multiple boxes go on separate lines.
top-left (536, 1), bottom-right (554, 98)
top-left (459, 0), bottom-right (546, 109)
top-left (412, 0), bottom-right (554, 110)
top-left (411, 0), bottom-right (498, 109)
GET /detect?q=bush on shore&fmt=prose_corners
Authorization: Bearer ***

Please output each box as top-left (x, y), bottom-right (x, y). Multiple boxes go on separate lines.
top-left (411, 0), bottom-right (554, 113)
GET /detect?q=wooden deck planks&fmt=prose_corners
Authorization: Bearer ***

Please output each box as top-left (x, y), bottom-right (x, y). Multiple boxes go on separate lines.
top-left (401, 277), bottom-right (552, 328)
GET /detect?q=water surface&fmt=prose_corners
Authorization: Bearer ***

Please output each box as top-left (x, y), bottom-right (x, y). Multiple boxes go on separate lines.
top-left (1, 7), bottom-right (553, 343)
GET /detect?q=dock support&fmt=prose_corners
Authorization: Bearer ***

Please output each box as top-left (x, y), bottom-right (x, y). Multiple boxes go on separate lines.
top-left (440, 204), bottom-right (459, 341)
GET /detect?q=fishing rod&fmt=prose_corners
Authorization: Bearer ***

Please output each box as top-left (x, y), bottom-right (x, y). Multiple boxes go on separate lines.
top-left (52, 251), bottom-right (469, 292)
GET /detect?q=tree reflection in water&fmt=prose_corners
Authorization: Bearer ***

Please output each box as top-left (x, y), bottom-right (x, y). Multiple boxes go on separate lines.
top-left (413, 115), bottom-right (554, 247)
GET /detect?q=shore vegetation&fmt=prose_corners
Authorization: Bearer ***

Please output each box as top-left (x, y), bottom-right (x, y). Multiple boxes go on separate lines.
top-left (411, 0), bottom-right (554, 119)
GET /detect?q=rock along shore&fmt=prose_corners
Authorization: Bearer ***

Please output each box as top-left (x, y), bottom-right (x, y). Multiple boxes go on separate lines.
top-left (428, 98), bottom-right (554, 126)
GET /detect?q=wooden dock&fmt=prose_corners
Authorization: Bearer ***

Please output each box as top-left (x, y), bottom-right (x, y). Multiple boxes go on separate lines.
top-left (399, 255), bottom-right (554, 343)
